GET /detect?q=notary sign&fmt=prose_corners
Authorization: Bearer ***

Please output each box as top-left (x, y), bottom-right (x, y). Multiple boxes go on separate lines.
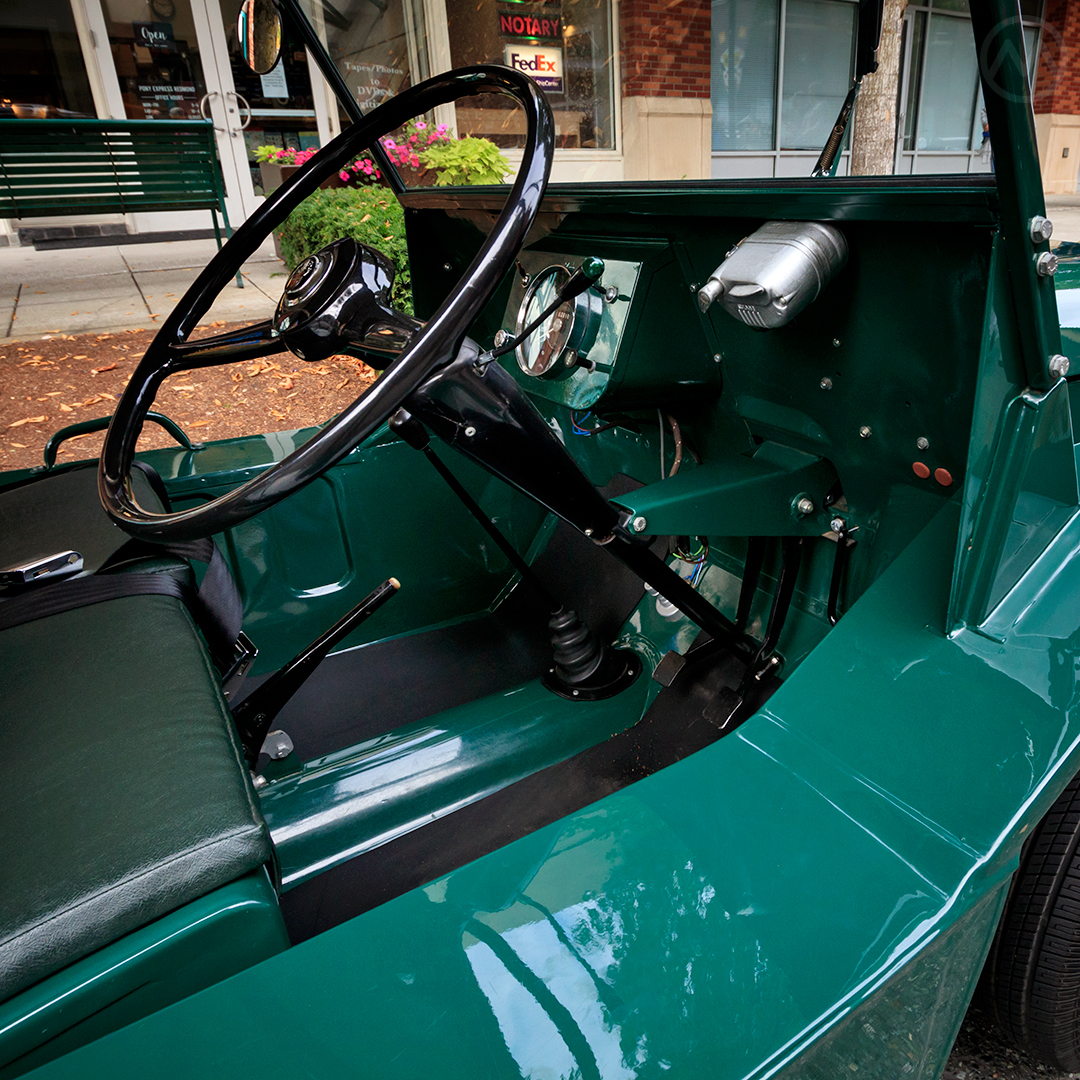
top-left (498, 10), bottom-right (562, 40)
top-left (504, 44), bottom-right (563, 93)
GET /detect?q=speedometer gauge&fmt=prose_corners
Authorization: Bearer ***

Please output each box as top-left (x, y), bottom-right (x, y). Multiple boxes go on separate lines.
top-left (515, 265), bottom-right (602, 379)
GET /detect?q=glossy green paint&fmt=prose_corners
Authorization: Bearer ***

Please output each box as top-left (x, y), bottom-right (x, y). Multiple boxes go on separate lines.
top-left (261, 664), bottom-right (655, 890)
top-left (495, 241), bottom-right (721, 411)
top-left (140, 427), bottom-right (553, 673)
top-left (41, 412), bottom-right (202, 470)
top-left (950, 239), bottom-right (1079, 631)
top-left (0, 872), bottom-right (286, 1079)
top-left (28, 496), bottom-right (1080, 1080)
top-left (614, 441), bottom-right (839, 537)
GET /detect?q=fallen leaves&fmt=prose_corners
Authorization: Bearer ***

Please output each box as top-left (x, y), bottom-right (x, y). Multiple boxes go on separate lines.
top-left (91, 363), bottom-right (117, 374)
top-left (8, 416), bottom-right (47, 428)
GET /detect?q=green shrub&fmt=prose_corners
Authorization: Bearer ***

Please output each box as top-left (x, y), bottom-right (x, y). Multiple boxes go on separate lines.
top-left (275, 187), bottom-right (412, 314)
top-left (419, 136), bottom-right (510, 186)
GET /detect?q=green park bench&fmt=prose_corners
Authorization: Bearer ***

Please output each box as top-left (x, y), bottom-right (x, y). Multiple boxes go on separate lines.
top-left (0, 119), bottom-right (243, 287)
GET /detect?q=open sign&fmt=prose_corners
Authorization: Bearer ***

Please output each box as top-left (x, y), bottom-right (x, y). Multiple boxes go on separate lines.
top-left (132, 22), bottom-right (178, 52)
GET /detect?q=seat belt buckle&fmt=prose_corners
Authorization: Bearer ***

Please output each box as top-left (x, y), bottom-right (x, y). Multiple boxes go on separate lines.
top-left (221, 630), bottom-right (258, 702)
top-left (0, 551), bottom-right (83, 589)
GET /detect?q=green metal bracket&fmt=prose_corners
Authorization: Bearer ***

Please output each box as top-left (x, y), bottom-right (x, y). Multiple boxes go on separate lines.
top-left (613, 441), bottom-right (840, 538)
top-left (41, 411), bottom-right (204, 470)
top-left (971, 1), bottom-right (1064, 390)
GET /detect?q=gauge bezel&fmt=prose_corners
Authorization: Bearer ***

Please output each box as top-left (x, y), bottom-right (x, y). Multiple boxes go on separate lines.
top-left (515, 264), bottom-right (576, 379)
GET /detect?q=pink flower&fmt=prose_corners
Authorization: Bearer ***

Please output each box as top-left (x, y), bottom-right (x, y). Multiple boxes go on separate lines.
top-left (415, 120), bottom-right (427, 129)
top-left (339, 170), bottom-right (349, 181)
top-left (375, 168), bottom-right (381, 178)
top-left (410, 154), bottom-right (419, 167)
top-left (398, 149), bottom-right (409, 164)
top-left (436, 124), bottom-right (448, 134)
top-left (409, 134), bottom-right (417, 145)
top-left (383, 138), bottom-right (396, 150)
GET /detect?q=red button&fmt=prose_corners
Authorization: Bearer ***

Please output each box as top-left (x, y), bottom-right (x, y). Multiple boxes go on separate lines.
top-left (913, 461), bottom-right (931, 479)
top-left (934, 468), bottom-right (953, 487)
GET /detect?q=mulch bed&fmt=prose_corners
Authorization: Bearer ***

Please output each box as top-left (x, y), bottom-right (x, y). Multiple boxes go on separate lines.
top-left (0, 322), bottom-right (376, 473)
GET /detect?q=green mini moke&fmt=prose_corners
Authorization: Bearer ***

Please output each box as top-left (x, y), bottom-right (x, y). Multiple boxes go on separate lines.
top-left (3, 1), bottom-right (1080, 1077)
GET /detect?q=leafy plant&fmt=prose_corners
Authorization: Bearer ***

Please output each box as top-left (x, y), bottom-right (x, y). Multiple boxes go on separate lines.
top-left (275, 188), bottom-right (412, 315)
top-left (419, 135), bottom-right (510, 186)
top-left (254, 145), bottom-right (317, 165)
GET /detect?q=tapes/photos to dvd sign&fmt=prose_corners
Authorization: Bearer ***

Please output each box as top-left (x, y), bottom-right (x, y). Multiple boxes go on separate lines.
top-left (504, 44), bottom-right (564, 92)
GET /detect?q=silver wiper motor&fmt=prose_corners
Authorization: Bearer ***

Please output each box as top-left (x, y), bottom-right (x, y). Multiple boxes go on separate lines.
top-left (697, 221), bottom-right (848, 329)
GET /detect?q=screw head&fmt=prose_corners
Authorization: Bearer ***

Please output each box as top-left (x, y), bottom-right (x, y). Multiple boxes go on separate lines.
top-left (1030, 215), bottom-right (1054, 243)
top-left (1036, 251), bottom-right (1059, 277)
top-left (916, 436), bottom-right (930, 450)
top-left (796, 496), bottom-right (815, 516)
top-left (493, 328), bottom-right (511, 348)
top-left (604, 286), bottom-right (619, 303)
top-left (859, 425), bottom-right (872, 439)
top-left (464, 425), bottom-right (477, 438)
top-left (830, 516), bottom-right (846, 534)
top-left (631, 516), bottom-right (648, 533)
top-left (832, 338), bottom-right (841, 348)
top-left (1050, 353), bottom-right (1071, 379)
top-left (713, 353), bottom-right (722, 364)
top-left (820, 376), bottom-right (833, 390)
top-left (584, 528), bottom-right (593, 537)
top-left (443, 263), bottom-right (453, 272)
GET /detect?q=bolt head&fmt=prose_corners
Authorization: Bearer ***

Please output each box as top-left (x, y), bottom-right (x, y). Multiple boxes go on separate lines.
top-left (832, 338), bottom-right (841, 348)
top-left (859, 425), bottom-right (872, 439)
top-left (713, 353), bottom-right (722, 364)
top-left (464, 425), bottom-right (477, 438)
top-left (1036, 251), bottom-right (1059, 277)
top-left (443, 263), bottom-right (453, 272)
top-left (493, 329), bottom-right (511, 348)
top-left (1050, 353), bottom-right (1071, 379)
top-left (796, 496), bottom-right (815, 516)
top-left (1030, 215), bottom-right (1054, 243)
top-left (830, 516), bottom-right (846, 534)
top-left (820, 376), bottom-right (833, 390)
top-left (631, 515), bottom-right (648, 533)
top-left (916, 436), bottom-right (930, 450)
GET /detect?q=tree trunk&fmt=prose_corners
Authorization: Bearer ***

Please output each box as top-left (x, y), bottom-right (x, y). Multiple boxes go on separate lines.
top-left (850, 0), bottom-right (908, 175)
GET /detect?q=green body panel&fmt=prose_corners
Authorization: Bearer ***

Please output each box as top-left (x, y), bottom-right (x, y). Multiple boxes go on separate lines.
top-left (615, 441), bottom-right (840, 537)
top-left (262, 664), bottom-right (655, 890)
top-left (25, 496), bottom-right (1080, 1080)
top-left (0, 872), bottom-right (287, 1079)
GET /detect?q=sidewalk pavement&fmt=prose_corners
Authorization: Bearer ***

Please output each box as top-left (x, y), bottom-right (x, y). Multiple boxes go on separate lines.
top-left (0, 235), bottom-right (284, 344)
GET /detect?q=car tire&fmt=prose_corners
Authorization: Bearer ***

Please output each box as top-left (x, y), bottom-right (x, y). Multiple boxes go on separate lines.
top-left (985, 771), bottom-right (1080, 1071)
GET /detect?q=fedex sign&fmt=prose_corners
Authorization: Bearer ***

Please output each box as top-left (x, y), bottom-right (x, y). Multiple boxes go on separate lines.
top-left (505, 44), bottom-right (564, 92)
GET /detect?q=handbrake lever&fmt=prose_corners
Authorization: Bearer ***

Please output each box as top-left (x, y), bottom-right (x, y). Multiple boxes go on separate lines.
top-left (232, 577), bottom-right (400, 767)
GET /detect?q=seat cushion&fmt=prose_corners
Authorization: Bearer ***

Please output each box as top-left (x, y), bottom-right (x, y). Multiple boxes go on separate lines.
top-left (0, 594), bottom-right (273, 1002)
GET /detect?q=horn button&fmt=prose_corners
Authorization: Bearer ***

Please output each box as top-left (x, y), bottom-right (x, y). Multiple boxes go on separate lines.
top-left (273, 238), bottom-right (419, 365)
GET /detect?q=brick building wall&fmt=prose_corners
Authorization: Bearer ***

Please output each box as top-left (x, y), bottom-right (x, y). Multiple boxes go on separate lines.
top-left (619, 0), bottom-right (712, 98)
top-left (1033, 0), bottom-right (1080, 114)
top-left (1032, 0), bottom-right (1080, 192)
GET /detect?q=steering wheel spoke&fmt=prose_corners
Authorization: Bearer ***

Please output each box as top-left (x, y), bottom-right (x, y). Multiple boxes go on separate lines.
top-left (100, 65), bottom-right (554, 542)
top-left (167, 319), bottom-right (287, 370)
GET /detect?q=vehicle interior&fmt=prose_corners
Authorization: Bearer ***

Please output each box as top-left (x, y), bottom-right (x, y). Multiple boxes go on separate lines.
top-left (0, 1), bottom-right (1073, 1076)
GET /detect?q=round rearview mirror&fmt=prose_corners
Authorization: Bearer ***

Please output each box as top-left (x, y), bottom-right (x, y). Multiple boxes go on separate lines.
top-left (238, 0), bottom-right (282, 75)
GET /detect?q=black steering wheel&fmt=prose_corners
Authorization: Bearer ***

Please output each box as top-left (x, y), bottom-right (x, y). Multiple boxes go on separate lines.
top-left (99, 66), bottom-right (554, 543)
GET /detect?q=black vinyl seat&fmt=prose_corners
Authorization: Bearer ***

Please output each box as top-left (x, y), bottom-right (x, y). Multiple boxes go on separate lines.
top-left (0, 465), bottom-right (273, 1002)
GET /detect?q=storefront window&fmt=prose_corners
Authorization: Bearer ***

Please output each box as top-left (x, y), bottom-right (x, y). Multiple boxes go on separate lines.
top-left (102, 0), bottom-right (210, 120)
top-left (780, 0), bottom-right (855, 150)
top-left (903, 4), bottom-right (1041, 158)
top-left (446, 0), bottom-right (614, 150)
top-left (710, 0), bottom-right (778, 152)
top-left (0, 0), bottom-right (96, 118)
